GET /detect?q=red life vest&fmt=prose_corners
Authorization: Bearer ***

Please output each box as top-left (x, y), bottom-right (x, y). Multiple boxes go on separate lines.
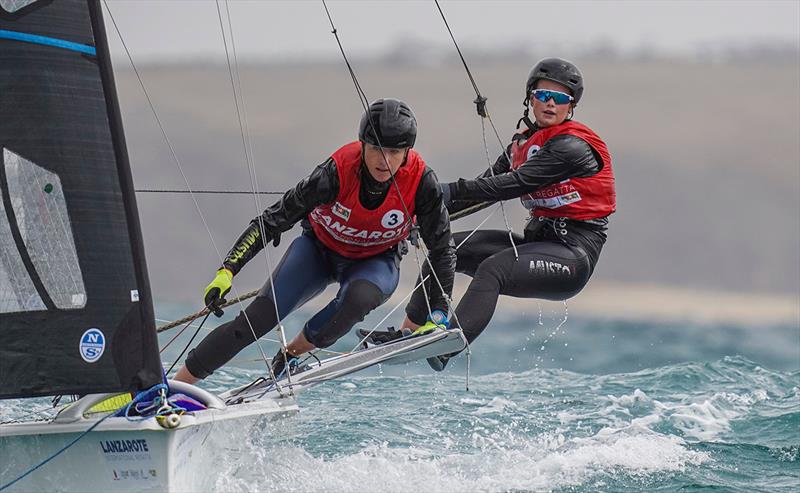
top-left (510, 120), bottom-right (615, 220)
top-left (309, 141), bottom-right (425, 259)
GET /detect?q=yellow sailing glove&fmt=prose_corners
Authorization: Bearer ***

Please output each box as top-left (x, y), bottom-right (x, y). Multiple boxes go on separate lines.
top-left (204, 268), bottom-right (233, 317)
top-left (411, 310), bottom-right (449, 336)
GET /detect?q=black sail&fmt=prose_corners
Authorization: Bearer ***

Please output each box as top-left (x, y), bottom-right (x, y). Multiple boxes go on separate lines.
top-left (0, 0), bottom-right (161, 398)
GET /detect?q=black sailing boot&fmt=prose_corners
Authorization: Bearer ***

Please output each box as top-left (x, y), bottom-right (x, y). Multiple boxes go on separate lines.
top-left (426, 355), bottom-right (450, 372)
top-left (270, 348), bottom-right (300, 379)
top-left (357, 326), bottom-right (413, 346)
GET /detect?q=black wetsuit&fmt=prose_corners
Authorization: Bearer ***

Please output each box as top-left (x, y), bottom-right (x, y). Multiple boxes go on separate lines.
top-left (406, 126), bottom-right (609, 346)
top-left (186, 155), bottom-right (455, 379)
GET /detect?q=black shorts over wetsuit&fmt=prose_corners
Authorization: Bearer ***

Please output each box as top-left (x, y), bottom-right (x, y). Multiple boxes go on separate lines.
top-left (406, 128), bottom-right (609, 346)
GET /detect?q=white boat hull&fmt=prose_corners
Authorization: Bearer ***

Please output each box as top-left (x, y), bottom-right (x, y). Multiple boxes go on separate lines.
top-left (0, 397), bottom-right (297, 492)
top-left (1, 329), bottom-right (465, 491)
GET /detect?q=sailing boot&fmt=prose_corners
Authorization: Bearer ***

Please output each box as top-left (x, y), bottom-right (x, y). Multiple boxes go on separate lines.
top-left (358, 327), bottom-right (412, 346)
top-left (427, 347), bottom-right (463, 372)
top-left (426, 355), bottom-right (450, 372)
top-left (270, 349), bottom-right (301, 379)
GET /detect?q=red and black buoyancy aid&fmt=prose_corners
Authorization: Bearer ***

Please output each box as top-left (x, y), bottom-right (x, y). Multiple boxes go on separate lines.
top-left (510, 120), bottom-right (615, 220)
top-left (309, 141), bottom-right (425, 259)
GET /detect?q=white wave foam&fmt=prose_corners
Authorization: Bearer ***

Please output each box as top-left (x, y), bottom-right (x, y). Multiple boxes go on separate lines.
top-left (601, 388), bottom-right (770, 442)
top-left (214, 425), bottom-right (708, 492)
top-left (473, 397), bottom-right (517, 416)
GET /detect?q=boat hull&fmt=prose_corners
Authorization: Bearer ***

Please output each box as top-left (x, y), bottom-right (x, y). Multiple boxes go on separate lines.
top-left (0, 398), bottom-right (297, 492)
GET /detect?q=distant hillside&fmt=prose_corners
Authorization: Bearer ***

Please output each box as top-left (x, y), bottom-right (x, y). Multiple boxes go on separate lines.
top-left (115, 59), bottom-right (800, 304)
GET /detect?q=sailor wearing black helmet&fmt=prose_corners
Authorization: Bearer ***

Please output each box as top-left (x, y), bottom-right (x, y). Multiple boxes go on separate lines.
top-left (373, 59), bottom-right (616, 371)
top-left (174, 99), bottom-right (455, 384)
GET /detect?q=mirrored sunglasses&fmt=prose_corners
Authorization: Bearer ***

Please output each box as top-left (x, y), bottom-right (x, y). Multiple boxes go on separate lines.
top-left (531, 89), bottom-right (574, 105)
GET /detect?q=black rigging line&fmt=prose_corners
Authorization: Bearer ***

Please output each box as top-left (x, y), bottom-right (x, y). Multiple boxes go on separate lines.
top-left (321, 1), bottom-right (370, 111)
top-left (136, 189), bottom-right (283, 195)
top-left (433, 0), bottom-right (507, 150)
top-left (433, 0), bottom-right (519, 260)
top-left (319, 0), bottom-right (414, 227)
top-left (321, 0), bottom-right (434, 316)
top-left (433, 0), bottom-right (486, 117)
top-left (165, 312), bottom-right (211, 375)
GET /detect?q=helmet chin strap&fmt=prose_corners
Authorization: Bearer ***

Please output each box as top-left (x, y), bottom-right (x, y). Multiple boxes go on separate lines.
top-left (517, 99), bottom-right (577, 130)
top-left (516, 97), bottom-right (536, 131)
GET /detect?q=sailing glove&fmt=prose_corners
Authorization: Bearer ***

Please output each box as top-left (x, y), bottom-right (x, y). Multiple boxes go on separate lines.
top-left (204, 268), bottom-right (233, 317)
top-left (412, 310), bottom-right (450, 336)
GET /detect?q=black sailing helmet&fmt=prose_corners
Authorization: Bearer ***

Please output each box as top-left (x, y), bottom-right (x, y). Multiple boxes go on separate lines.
top-left (525, 58), bottom-right (584, 105)
top-left (358, 98), bottom-right (417, 148)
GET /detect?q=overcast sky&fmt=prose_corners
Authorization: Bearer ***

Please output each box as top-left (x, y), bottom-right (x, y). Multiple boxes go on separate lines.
top-left (102, 0), bottom-right (800, 62)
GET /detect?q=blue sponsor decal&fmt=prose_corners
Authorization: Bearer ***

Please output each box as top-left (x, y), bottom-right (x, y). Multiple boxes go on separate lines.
top-left (79, 328), bottom-right (105, 363)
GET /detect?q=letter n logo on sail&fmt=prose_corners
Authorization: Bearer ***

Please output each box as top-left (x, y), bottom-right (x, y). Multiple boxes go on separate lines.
top-left (79, 328), bottom-right (106, 363)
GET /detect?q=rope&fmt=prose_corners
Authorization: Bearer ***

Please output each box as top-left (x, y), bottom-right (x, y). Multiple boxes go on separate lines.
top-left (136, 189), bottom-right (283, 195)
top-left (166, 312), bottom-right (210, 375)
top-left (321, 0), bottom-right (438, 323)
top-left (104, 0), bottom-right (275, 379)
top-left (153, 202), bottom-right (495, 337)
top-left (433, 0), bottom-right (485, 115)
top-left (0, 383), bottom-right (165, 492)
top-left (106, 0), bottom-right (282, 390)
top-left (102, 1), bottom-right (226, 264)
top-left (214, 0), bottom-right (282, 389)
top-left (158, 317), bottom-right (195, 353)
top-left (0, 413), bottom-right (114, 491)
top-left (155, 289), bottom-right (259, 332)
top-left (433, 0), bottom-right (518, 259)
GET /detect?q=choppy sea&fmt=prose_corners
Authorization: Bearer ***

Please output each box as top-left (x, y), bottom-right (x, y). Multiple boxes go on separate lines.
top-left (2, 301), bottom-right (799, 492)
top-left (165, 302), bottom-right (799, 492)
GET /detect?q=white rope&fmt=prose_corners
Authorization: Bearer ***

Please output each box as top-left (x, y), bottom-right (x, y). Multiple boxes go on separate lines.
top-left (479, 117), bottom-right (519, 260)
top-left (351, 204), bottom-right (503, 352)
top-left (214, 0), bottom-right (292, 392)
top-left (349, 273), bottom-right (430, 352)
top-left (103, 2), bottom-right (224, 265)
top-left (105, 1), bottom-right (286, 388)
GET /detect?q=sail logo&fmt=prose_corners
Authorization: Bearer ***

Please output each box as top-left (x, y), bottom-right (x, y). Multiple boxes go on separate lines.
top-left (79, 328), bottom-right (106, 363)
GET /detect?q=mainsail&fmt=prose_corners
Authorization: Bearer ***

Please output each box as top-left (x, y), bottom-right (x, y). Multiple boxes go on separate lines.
top-left (0, 0), bottom-right (161, 398)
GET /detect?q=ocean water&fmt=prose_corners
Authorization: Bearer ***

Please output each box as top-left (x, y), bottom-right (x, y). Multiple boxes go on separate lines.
top-left (160, 304), bottom-right (799, 492)
top-left (2, 303), bottom-right (798, 492)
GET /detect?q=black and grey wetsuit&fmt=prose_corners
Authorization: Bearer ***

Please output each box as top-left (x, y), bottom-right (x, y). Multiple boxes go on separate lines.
top-left (406, 127), bottom-right (610, 346)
